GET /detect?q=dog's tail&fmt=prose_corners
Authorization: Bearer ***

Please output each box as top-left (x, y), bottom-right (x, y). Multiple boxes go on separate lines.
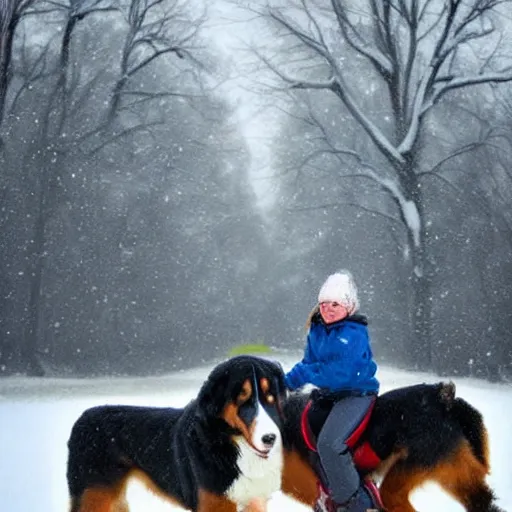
top-left (438, 381), bottom-right (490, 471)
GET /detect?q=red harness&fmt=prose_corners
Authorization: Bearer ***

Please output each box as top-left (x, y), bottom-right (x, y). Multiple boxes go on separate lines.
top-left (300, 398), bottom-right (381, 472)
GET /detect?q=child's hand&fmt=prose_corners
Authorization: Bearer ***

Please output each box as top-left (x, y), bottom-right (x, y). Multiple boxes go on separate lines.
top-left (285, 366), bottom-right (301, 390)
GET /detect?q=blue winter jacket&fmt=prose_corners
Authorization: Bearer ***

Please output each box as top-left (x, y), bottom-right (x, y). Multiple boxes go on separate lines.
top-left (285, 313), bottom-right (379, 394)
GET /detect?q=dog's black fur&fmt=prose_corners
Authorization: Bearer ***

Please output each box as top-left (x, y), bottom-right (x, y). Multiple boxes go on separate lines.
top-left (66, 356), bottom-right (287, 512)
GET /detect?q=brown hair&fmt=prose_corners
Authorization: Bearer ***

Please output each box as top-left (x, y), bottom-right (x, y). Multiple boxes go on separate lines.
top-left (305, 304), bottom-right (320, 331)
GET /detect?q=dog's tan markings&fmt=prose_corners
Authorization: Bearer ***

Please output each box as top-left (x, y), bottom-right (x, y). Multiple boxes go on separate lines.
top-left (378, 464), bottom-right (426, 512)
top-left (378, 440), bottom-right (492, 512)
top-left (197, 489), bottom-right (237, 512)
top-left (112, 498), bottom-right (129, 512)
top-left (244, 497), bottom-right (268, 511)
top-left (427, 439), bottom-right (494, 510)
top-left (237, 379), bottom-right (252, 403)
top-left (222, 379), bottom-right (255, 443)
top-left (74, 482), bottom-right (126, 512)
top-left (371, 447), bottom-right (408, 482)
top-left (222, 401), bottom-right (251, 439)
top-left (222, 379), bottom-right (256, 446)
top-left (281, 450), bottom-right (319, 507)
top-left (71, 469), bottom-right (186, 512)
top-left (259, 377), bottom-right (276, 404)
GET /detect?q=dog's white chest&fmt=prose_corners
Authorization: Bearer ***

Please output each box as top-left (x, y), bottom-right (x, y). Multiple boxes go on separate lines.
top-left (226, 441), bottom-right (284, 511)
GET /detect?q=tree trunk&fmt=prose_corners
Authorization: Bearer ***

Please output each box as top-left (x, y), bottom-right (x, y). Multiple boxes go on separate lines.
top-left (410, 242), bottom-right (433, 370)
top-left (0, 14), bottom-right (16, 140)
top-left (399, 152), bottom-right (433, 371)
top-left (21, 173), bottom-right (47, 377)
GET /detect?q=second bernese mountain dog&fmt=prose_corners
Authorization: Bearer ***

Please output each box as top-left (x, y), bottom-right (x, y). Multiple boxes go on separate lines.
top-left (66, 356), bottom-right (287, 512)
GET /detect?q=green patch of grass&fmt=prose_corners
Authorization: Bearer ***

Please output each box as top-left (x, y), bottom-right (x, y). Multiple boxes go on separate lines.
top-left (227, 343), bottom-right (272, 357)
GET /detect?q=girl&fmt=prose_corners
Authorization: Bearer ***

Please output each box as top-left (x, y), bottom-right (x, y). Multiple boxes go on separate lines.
top-left (285, 271), bottom-right (381, 512)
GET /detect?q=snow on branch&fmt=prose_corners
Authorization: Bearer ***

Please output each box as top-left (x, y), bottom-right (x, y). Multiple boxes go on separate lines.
top-left (295, 112), bottom-right (420, 245)
top-left (397, 71), bottom-right (431, 154)
top-left (428, 70), bottom-right (512, 109)
top-left (263, 7), bottom-right (406, 166)
top-left (329, 79), bottom-right (406, 165)
top-left (350, 157), bottom-right (422, 247)
top-left (360, 164), bottom-right (421, 247)
top-left (253, 48), bottom-right (335, 91)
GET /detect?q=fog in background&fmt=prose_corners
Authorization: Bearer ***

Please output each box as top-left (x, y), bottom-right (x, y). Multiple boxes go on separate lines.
top-left (1, 0), bottom-right (512, 381)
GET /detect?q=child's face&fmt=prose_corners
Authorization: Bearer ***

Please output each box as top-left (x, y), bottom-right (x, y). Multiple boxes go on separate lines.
top-left (319, 301), bottom-right (348, 324)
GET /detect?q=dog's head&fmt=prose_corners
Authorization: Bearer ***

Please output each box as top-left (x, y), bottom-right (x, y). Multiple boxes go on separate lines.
top-left (196, 355), bottom-right (287, 459)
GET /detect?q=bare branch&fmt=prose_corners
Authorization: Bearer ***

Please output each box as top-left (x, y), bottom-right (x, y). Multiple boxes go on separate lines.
top-left (104, 0), bottom-right (204, 124)
top-left (330, 78), bottom-right (405, 164)
top-left (289, 200), bottom-right (401, 225)
top-left (8, 33), bottom-right (57, 115)
top-left (268, 8), bottom-right (330, 60)
top-left (418, 141), bottom-right (489, 177)
top-left (87, 121), bottom-right (164, 155)
top-left (332, 0), bottom-right (393, 77)
top-left (0, 0), bottom-right (39, 131)
top-left (252, 47), bottom-right (335, 90)
top-left (260, 6), bottom-right (407, 166)
top-left (428, 70), bottom-right (512, 108)
top-left (289, 101), bottom-right (408, 207)
top-left (251, 0), bottom-right (512, 249)
top-left (417, 4), bottom-right (447, 42)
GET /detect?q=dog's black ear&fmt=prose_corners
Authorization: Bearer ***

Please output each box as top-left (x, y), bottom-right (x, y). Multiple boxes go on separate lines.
top-left (195, 380), bottom-right (216, 420)
top-left (267, 359), bottom-right (287, 397)
top-left (195, 372), bottom-right (229, 422)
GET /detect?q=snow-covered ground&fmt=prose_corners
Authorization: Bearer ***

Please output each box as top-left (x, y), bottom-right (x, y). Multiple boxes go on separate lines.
top-left (1, 354), bottom-right (511, 512)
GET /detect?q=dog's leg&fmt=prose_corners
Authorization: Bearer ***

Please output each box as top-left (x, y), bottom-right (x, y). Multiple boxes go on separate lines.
top-left (281, 450), bottom-right (319, 508)
top-left (431, 440), bottom-right (503, 512)
top-left (69, 496), bottom-right (80, 512)
top-left (379, 463), bottom-right (425, 512)
top-left (112, 476), bottom-right (130, 512)
top-left (197, 489), bottom-right (238, 512)
top-left (112, 495), bottom-right (129, 512)
top-left (71, 484), bottom-right (127, 512)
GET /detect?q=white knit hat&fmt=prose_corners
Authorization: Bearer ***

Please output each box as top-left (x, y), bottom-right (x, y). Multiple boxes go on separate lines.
top-left (317, 270), bottom-right (359, 314)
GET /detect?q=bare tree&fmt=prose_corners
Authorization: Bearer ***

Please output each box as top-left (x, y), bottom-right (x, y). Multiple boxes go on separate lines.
top-left (0, 0), bottom-right (37, 141)
top-left (0, 0), bottom-right (206, 375)
top-left (106, 0), bottom-right (204, 124)
top-left (253, 0), bottom-right (512, 368)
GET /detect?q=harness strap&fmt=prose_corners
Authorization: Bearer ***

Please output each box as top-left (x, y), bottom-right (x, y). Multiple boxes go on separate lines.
top-left (363, 476), bottom-right (385, 509)
top-left (300, 400), bottom-right (317, 451)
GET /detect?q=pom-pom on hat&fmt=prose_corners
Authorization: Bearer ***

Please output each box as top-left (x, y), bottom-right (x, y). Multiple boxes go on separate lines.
top-left (317, 270), bottom-right (359, 315)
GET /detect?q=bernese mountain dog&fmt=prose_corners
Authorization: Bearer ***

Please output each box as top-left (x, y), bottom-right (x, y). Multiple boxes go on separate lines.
top-left (66, 356), bottom-right (287, 512)
top-left (280, 382), bottom-right (504, 512)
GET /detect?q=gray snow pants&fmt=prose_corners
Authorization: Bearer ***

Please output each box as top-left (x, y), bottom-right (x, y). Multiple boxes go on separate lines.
top-left (316, 394), bottom-right (375, 505)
